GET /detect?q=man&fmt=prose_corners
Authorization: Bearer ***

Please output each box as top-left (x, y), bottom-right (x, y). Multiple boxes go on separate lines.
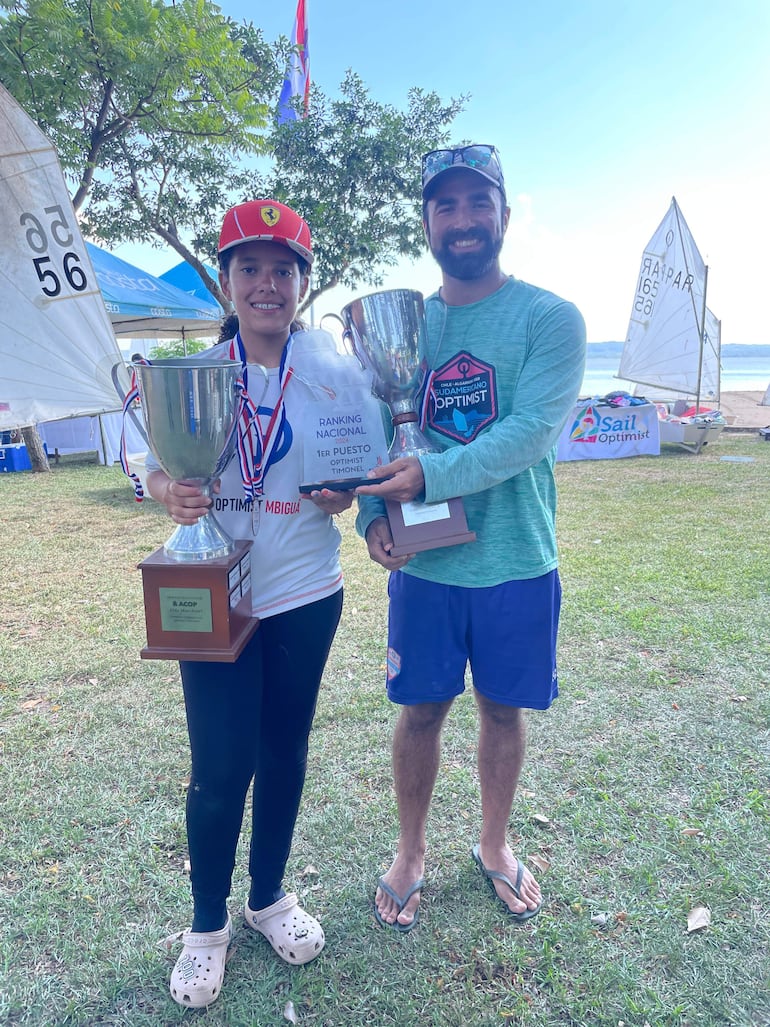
top-left (355, 144), bottom-right (586, 931)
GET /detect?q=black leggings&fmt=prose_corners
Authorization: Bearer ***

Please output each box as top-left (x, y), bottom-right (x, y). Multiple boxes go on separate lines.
top-left (180, 589), bottom-right (343, 923)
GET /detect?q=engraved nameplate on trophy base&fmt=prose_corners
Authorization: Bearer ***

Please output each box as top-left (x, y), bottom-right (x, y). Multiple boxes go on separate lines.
top-left (139, 540), bottom-right (259, 662)
top-left (385, 496), bottom-right (475, 557)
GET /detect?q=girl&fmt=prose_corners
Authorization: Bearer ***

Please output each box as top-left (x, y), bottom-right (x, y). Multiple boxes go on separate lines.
top-left (146, 200), bottom-right (376, 1008)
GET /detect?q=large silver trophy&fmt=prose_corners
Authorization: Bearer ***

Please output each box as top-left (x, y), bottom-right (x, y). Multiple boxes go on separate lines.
top-left (132, 358), bottom-right (259, 662)
top-left (342, 289), bottom-right (475, 557)
top-left (342, 289), bottom-right (436, 460)
top-left (133, 358), bottom-right (241, 560)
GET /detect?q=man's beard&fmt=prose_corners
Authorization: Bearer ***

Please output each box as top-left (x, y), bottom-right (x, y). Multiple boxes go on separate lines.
top-left (430, 229), bottom-right (503, 280)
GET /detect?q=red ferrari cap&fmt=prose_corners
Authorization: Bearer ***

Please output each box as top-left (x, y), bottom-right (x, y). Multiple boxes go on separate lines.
top-left (218, 199), bottom-right (313, 265)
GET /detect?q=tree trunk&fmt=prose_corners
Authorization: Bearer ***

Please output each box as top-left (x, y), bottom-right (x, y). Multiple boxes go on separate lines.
top-left (20, 425), bottom-right (51, 472)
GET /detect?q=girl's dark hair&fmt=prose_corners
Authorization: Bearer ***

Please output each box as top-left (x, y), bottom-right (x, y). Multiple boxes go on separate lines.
top-left (216, 248), bottom-right (310, 343)
top-left (217, 311), bottom-right (241, 344)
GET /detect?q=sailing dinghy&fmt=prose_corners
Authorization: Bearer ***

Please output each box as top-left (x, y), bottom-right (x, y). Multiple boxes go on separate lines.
top-left (618, 197), bottom-right (724, 454)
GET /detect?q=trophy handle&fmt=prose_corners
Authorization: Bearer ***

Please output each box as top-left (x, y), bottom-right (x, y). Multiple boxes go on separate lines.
top-left (112, 359), bottom-right (149, 446)
top-left (319, 312), bottom-right (360, 363)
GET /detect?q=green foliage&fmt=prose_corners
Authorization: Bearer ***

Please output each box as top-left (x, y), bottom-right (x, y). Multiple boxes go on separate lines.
top-left (144, 72), bottom-right (468, 312)
top-left (148, 338), bottom-right (209, 360)
top-left (262, 71), bottom-right (468, 309)
top-left (1, 3), bottom-right (465, 312)
top-left (0, 0), bottom-right (276, 189)
top-left (0, 0), bottom-right (278, 307)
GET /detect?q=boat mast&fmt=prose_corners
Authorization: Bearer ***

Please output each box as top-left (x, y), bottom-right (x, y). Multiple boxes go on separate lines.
top-left (673, 196), bottom-right (709, 413)
top-left (695, 264), bottom-right (708, 413)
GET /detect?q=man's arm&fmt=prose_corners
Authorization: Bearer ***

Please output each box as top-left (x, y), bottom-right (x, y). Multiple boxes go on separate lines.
top-left (357, 299), bottom-right (586, 505)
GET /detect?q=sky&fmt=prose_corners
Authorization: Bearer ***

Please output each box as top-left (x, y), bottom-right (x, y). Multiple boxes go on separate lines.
top-left (120, 0), bottom-right (770, 344)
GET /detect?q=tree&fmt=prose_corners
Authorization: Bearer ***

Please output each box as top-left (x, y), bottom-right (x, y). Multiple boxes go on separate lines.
top-left (0, 0), bottom-right (280, 307)
top-left (241, 72), bottom-right (468, 313)
top-left (1, 3), bottom-right (465, 313)
top-left (149, 338), bottom-right (209, 360)
top-left (81, 72), bottom-right (467, 314)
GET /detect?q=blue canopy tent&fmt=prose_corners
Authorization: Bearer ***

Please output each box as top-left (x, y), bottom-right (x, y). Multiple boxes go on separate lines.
top-left (159, 259), bottom-right (220, 307)
top-left (38, 244), bottom-right (226, 469)
top-left (86, 243), bottom-right (223, 338)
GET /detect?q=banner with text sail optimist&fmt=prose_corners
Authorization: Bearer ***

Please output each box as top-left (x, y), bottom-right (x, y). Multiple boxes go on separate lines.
top-left (277, 0), bottom-right (310, 123)
top-left (618, 197), bottom-right (712, 397)
top-left (0, 84), bottom-right (125, 430)
top-left (556, 402), bottom-right (660, 461)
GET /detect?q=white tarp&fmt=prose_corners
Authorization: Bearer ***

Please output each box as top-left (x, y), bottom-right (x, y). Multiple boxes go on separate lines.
top-left (38, 411), bottom-right (146, 466)
top-left (0, 84), bottom-right (124, 430)
top-left (619, 198), bottom-right (719, 399)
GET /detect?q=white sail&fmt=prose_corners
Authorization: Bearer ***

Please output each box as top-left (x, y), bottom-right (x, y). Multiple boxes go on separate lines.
top-left (619, 197), bottom-right (719, 400)
top-left (701, 306), bottom-right (721, 401)
top-left (0, 84), bottom-right (124, 430)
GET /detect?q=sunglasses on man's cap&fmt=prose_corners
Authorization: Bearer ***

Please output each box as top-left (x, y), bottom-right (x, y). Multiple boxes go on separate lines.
top-left (421, 144), bottom-right (505, 199)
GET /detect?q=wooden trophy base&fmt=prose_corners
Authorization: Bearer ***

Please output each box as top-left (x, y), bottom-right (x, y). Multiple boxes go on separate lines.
top-left (386, 497), bottom-right (476, 558)
top-left (138, 539), bottom-right (259, 662)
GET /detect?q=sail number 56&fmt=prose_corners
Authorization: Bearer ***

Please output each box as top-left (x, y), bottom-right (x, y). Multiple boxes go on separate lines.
top-left (20, 206), bottom-right (89, 297)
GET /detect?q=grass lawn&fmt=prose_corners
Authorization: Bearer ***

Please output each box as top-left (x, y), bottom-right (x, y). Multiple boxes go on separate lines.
top-left (0, 432), bottom-right (768, 1026)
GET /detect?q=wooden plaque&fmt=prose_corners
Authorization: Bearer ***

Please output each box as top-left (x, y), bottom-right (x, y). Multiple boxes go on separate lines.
top-left (138, 539), bottom-right (259, 662)
top-left (385, 497), bottom-right (476, 558)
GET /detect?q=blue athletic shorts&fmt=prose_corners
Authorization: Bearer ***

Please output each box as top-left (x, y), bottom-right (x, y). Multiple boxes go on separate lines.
top-left (385, 569), bottom-right (561, 710)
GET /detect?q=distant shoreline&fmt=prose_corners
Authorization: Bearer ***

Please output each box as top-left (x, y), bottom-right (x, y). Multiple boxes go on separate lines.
top-left (587, 341), bottom-right (770, 359)
top-left (582, 345), bottom-right (770, 398)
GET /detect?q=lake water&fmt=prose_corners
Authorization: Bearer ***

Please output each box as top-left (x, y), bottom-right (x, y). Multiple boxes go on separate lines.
top-left (581, 357), bottom-right (770, 398)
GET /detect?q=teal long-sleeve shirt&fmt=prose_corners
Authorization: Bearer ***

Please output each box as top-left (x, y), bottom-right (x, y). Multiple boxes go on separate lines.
top-left (356, 276), bottom-right (586, 586)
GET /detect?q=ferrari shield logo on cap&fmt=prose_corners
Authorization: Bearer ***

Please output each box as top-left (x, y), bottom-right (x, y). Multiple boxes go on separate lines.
top-left (260, 205), bottom-right (281, 227)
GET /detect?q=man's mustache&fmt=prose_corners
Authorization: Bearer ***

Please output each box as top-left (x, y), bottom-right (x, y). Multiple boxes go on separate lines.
top-left (443, 229), bottom-right (490, 246)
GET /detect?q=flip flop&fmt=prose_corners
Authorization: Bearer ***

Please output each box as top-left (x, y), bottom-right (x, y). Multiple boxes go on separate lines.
top-left (373, 875), bottom-right (425, 933)
top-left (471, 844), bottom-right (542, 923)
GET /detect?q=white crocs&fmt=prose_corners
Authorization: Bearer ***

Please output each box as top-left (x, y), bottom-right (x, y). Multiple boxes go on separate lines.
top-left (168, 915), bottom-right (232, 1009)
top-left (244, 893), bottom-right (325, 965)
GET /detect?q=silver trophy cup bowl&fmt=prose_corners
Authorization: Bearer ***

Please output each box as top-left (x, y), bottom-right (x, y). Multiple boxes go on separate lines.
top-left (341, 289), bottom-right (437, 459)
top-left (132, 358), bottom-right (242, 561)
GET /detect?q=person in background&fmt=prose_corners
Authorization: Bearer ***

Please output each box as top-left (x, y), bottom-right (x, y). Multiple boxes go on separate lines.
top-left (355, 144), bottom-right (586, 931)
top-left (146, 200), bottom-right (368, 1007)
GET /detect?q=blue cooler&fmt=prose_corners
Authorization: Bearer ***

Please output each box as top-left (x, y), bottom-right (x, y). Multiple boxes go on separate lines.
top-left (0, 443), bottom-right (33, 472)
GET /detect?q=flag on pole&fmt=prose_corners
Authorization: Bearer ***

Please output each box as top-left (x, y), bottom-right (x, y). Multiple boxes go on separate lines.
top-left (277, 0), bottom-right (310, 123)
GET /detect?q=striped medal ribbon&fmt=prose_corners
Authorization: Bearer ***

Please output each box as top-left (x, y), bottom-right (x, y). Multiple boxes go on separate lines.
top-left (228, 333), bottom-right (295, 506)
